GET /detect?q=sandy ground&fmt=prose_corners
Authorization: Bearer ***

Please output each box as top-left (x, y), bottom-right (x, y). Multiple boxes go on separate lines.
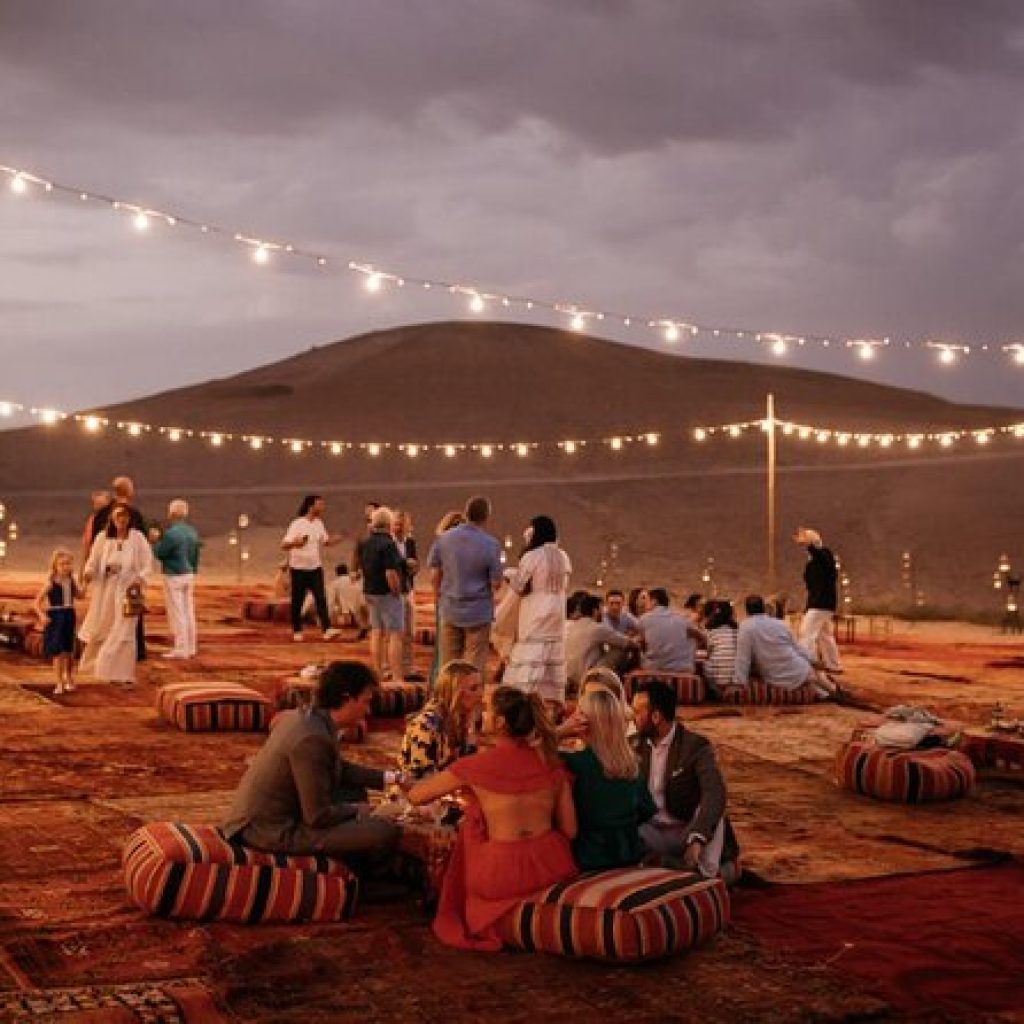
top-left (0, 577), bottom-right (1021, 1022)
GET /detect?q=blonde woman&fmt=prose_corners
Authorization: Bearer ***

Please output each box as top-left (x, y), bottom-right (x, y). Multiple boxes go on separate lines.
top-left (399, 660), bottom-right (483, 779)
top-left (561, 687), bottom-right (656, 870)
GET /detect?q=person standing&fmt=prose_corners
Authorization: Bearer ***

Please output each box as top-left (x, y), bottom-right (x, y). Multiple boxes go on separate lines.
top-left (150, 499), bottom-right (201, 660)
top-left (393, 509), bottom-right (424, 681)
top-left (281, 495), bottom-right (343, 642)
top-left (794, 527), bottom-right (843, 677)
top-left (79, 502), bottom-right (152, 685)
top-left (358, 506), bottom-right (405, 682)
top-left (78, 489), bottom-right (110, 583)
top-left (502, 516), bottom-right (572, 709)
top-left (33, 549), bottom-right (83, 695)
top-left (427, 496), bottom-right (502, 685)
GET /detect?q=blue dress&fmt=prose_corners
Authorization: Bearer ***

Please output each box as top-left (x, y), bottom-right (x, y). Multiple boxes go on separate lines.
top-left (42, 579), bottom-right (78, 658)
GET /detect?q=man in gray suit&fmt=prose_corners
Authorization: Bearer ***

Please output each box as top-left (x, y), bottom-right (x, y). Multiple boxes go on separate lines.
top-left (632, 678), bottom-right (739, 877)
top-left (221, 660), bottom-right (399, 873)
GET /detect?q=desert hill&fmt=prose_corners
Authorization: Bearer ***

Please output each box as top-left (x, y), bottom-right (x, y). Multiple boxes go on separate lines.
top-left (1, 321), bottom-right (1022, 611)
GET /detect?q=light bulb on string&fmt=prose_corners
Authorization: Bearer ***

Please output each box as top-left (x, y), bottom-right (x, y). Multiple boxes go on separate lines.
top-left (609, 437), bottom-right (623, 451)
top-left (694, 428), bottom-right (707, 442)
top-left (563, 440), bottom-right (577, 454)
top-left (133, 211), bottom-right (149, 232)
top-left (938, 348), bottom-right (956, 366)
top-left (253, 245), bottom-right (270, 265)
top-left (469, 293), bottom-right (485, 314)
top-left (9, 174), bottom-right (27, 195)
top-left (406, 444), bottom-right (419, 458)
top-left (168, 429), bottom-right (182, 442)
top-left (771, 339), bottom-right (787, 358)
top-left (329, 442), bottom-right (343, 456)
top-left (444, 445), bottom-right (457, 458)
top-left (516, 443), bottom-right (529, 458)
top-left (664, 323), bottom-right (680, 343)
top-left (84, 416), bottom-right (101, 433)
top-left (571, 312), bottom-right (586, 332)
top-left (857, 345), bottom-right (874, 361)
top-left (289, 440), bottom-right (304, 454)
top-left (365, 272), bottom-right (383, 293)
top-left (250, 437), bottom-right (263, 450)
top-left (645, 432), bottom-right (659, 446)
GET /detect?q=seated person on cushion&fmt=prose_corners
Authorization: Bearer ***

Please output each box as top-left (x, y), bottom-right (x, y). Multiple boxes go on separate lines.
top-left (734, 593), bottom-right (833, 696)
top-left (221, 660), bottom-right (400, 875)
top-left (399, 659), bottom-right (483, 779)
top-left (632, 679), bottom-right (739, 877)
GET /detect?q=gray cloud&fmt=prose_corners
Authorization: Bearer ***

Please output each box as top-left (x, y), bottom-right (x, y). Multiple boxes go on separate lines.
top-left (0, 0), bottom-right (1022, 411)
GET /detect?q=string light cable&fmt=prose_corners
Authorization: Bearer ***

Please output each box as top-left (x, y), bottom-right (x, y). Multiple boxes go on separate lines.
top-left (2, 162), bottom-right (1023, 368)
top-left (1, 396), bottom-right (1022, 457)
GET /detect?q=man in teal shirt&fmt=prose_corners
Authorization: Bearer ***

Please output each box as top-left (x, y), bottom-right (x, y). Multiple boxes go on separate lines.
top-left (151, 499), bottom-right (201, 659)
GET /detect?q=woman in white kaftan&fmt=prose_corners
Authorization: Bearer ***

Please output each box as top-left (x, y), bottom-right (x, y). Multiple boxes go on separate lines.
top-left (502, 516), bottom-right (572, 707)
top-left (79, 503), bottom-right (152, 684)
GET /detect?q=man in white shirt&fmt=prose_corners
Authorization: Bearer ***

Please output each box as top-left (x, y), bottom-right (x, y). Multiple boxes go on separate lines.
top-left (632, 678), bottom-right (738, 876)
top-left (281, 495), bottom-right (344, 642)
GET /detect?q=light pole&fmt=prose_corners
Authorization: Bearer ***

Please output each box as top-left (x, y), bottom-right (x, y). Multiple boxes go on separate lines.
top-left (993, 554), bottom-right (1022, 634)
top-left (237, 513), bottom-right (250, 582)
top-left (701, 556), bottom-right (717, 597)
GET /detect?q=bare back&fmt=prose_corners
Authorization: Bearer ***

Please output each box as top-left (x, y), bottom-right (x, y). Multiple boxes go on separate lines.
top-left (473, 785), bottom-right (558, 841)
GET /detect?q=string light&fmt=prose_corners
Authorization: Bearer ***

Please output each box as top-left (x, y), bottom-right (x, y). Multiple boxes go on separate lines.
top-left (5, 392), bottom-right (1024, 460)
top-left (2, 161), bottom-right (1020, 369)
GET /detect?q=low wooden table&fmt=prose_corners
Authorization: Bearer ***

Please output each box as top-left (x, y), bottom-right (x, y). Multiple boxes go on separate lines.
top-left (959, 730), bottom-right (1024, 779)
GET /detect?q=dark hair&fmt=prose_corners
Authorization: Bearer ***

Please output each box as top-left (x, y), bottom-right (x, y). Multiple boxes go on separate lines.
top-left (465, 495), bottom-right (491, 524)
top-left (635, 678), bottom-right (677, 722)
top-left (649, 587), bottom-right (670, 608)
top-left (705, 599), bottom-right (737, 630)
top-left (627, 587), bottom-right (646, 617)
top-left (317, 661), bottom-right (377, 709)
top-left (491, 685), bottom-right (558, 762)
top-left (578, 593), bottom-right (602, 619)
top-left (334, 563), bottom-right (349, 576)
top-left (524, 515), bottom-right (557, 553)
top-left (745, 593), bottom-right (766, 616)
top-left (683, 592), bottom-right (702, 611)
top-left (605, 588), bottom-right (624, 600)
top-left (298, 494), bottom-right (322, 517)
top-left (105, 502), bottom-right (133, 538)
top-left (567, 589), bottom-right (591, 617)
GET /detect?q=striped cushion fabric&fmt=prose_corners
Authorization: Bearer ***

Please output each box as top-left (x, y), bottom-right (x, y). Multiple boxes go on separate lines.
top-left (836, 741), bottom-right (976, 802)
top-left (123, 822), bottom-right (359, 923)
top-left (497, 867), bottom-right (729, 961)
top-left (371, 682), bottom-right (427, 718)
top-left (242, 600), bottom-right (308, 624)
top-left (959, 733), bottom-right (1024, 776)
top-left (719, 681), bottom-right (822, 705)
top-left (414, 626), bottom-right (436, 646)
top-left (158, 681), bottom-right (271, 732)
top-left (624, 671), bottom-right (706, 705)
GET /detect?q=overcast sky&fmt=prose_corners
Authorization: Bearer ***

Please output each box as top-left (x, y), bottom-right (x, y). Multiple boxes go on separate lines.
top-left (1, 0), bottom-right (1023, 416)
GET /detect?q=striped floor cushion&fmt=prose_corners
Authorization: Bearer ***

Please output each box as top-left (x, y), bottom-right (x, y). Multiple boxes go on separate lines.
top-left (414, 626), bottom-right (436, 646)
top-left (158, 681), bottom-right (271, 732)
top-left (718, 681), bottom-right (822, 705)
top-left (835, 740), bottom-right (976, 802)
top-left (496, 867), bottom-right (729, 961)
top-left (959, 733), bottom-right (1024, 776)
top-left (624, 671), bottom-right (706, 705)
top-left (371, 681), bottom-right (427, 718)
top-left (123, 822), bottom-right (359, 923)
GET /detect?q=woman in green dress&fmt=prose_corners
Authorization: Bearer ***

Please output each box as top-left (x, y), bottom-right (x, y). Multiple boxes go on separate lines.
top-left (561, 687), bottom-right (657, 871)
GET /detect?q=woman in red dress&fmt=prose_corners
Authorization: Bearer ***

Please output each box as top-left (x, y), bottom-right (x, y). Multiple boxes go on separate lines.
top-left (408, 686), bottom-right (578, 951)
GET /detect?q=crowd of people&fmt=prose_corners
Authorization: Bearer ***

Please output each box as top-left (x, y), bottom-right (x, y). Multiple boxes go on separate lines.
top-left (222, 658), bottom-right (738, 952)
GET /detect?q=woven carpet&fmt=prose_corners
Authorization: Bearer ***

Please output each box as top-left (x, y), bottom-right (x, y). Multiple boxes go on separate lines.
top-left (733, 860), bottom-right (1024, 1015)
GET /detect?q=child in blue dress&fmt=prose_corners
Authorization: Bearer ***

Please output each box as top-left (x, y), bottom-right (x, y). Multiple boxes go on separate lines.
top-left (33, 549), bottom-right (83, 695)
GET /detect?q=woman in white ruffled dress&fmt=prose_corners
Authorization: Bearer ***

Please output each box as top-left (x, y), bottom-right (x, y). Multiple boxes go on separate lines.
top-left (79, 503), bottom-right (152, 684)
top-left (501, 516), bottom-right (572, 710)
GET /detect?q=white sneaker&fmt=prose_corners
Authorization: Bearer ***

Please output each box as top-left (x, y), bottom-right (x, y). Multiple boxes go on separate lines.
top-left (323, 628), bottom-right (343, 641)
top-left (292, 633), bottom-right (304, 643)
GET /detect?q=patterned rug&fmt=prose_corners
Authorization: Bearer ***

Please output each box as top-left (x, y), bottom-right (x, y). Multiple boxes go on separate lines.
top-left (0, 978), bottom-right (226, 1023)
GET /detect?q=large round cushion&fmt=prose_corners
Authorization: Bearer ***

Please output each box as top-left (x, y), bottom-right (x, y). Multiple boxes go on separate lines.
top-left (371, 681), bottom-right (427, 718)
top-left (624, 671), bottom-right (706, 705)
top-left (242, 600), bottom-right (312, 624)
top-left (719, 681), bottom-right (822, 705)
top-left (496, 867), bottom-right (729, 961)
top-left (836, 741), bottom-right (976, 802)
top-left (123, 822), bottom-right (359, 923)
top-left (157, 681), bottom-right (271, 732)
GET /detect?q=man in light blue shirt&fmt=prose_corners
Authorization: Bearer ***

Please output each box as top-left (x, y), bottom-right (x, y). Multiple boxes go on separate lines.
top-left (734, 594), bottom-right (829, 695)
top-left (151, 498), bottom-right (201, 659)
top-left (427, 495), bottom-right (502, 683)
top-left (639, 588), bottom-right (706, 673)
top-left (602, 589), bottom-right (640, 636)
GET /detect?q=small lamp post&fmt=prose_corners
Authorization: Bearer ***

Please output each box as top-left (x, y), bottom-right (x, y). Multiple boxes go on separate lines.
top-left (994, 554), bottom-right (1022, 634)
top-left (701, 555), bottom-right (716, 597)
top-left (237, 513), bottom-right (250, 582)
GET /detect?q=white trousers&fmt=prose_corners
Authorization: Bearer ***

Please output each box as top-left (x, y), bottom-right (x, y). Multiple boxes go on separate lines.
top-left (799, 609), bottom-right (842, 672)
top-left (164, 573), bottom-right (197, 656)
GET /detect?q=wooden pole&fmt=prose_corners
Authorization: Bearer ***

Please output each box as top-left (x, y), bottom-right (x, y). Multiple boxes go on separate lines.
top-left (766, 392), bottom-right (777, 595)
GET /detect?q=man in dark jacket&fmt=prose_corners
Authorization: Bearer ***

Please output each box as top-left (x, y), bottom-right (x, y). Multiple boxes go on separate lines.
top-left (794, 526), bottom-right (842, 676)
top-left (221, 661), bottom-right (399, 873)
top-left (633, 679), bottom-right (739, 876)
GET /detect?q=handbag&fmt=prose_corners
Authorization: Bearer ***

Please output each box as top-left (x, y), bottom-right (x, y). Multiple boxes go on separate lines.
top-left (122, 583), bottom-right (145, 618)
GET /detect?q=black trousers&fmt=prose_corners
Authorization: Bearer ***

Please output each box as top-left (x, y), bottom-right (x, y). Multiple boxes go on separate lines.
top-left (290, 567), bottom-right (330, 632)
